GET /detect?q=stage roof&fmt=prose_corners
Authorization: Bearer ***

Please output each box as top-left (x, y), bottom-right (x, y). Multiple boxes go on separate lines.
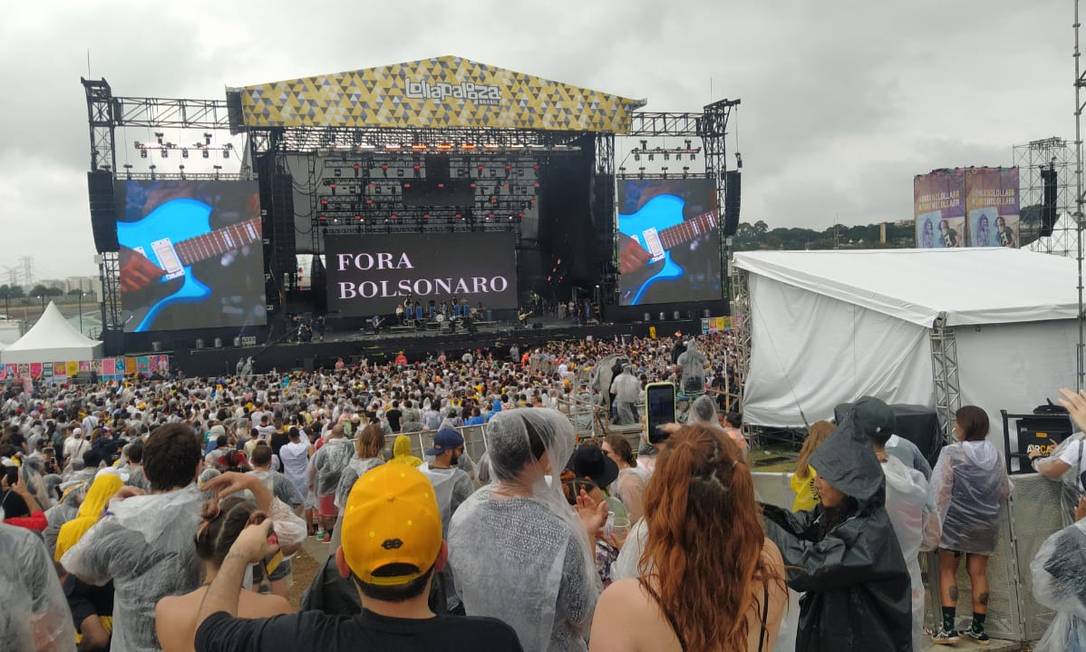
top-left (230, 55), bottom-right (645, 133)
top-left (733, 248), bottom-right (1081, 327)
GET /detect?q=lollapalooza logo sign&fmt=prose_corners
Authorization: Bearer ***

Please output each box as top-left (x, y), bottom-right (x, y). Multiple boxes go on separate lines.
top-left (404, 78), bottom-right (502, 105)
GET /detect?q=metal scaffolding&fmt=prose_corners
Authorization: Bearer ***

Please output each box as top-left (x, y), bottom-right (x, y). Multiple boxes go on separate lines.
top-left (1014, 137), bottom-right (1073, 250)
top-left (929, 312), bottom-right (962, 440)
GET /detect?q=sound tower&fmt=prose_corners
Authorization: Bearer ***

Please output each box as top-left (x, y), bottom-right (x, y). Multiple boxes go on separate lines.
top-left (1040, 166), bottom-right (1058, 237)
top-left (723, 171), bottom-right (742, 236)
top-left (87, 171), bottom-right (118, 252)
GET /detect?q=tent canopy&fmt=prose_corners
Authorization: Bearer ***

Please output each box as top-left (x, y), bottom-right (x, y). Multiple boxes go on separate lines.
top-left (0, 302), bottom-right (102, 364)
top-left (733, 248), bottom-right (1080, 327)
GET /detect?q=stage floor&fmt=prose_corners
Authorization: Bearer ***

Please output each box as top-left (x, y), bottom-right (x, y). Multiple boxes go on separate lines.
top-left (168, 316), bottom-right (700, 377)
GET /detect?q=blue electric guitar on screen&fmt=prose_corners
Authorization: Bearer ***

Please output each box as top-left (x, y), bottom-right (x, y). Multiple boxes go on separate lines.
top-left (617, 194), bottom-right (719, 305)
top-left (117, 197), bottom-right (262, 332)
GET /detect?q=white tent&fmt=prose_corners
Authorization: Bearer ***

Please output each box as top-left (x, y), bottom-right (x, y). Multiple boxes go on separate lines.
top-left (0, 302), bottom-right (102, 364)
top-left (733, 248), bottom-right (1080, 446)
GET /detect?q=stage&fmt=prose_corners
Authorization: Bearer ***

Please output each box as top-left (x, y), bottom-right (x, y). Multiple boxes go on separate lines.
top-left (168, 317), bottom-right (701, 377)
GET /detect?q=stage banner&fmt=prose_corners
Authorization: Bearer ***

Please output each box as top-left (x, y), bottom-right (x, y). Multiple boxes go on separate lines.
top-left (42, 364), bottom-right (53, 380)
top-left (914, 169), bottom-right (965, 248)
top-left (137, 356), bottom-right (150, 376)
top-left (65, 361), bottom-right (79, 377)
top-left (124, 357), bottom-right (137, 376)
top-left (325, 231), bottom-right (518, 317)
top-left (0, 365), bottom-right (7, 381)
top-left (114, 180), bottom-right (267, 333)
top-left (91, 359), bottom-right (102, 374)
top-left (18, 363), bottom-right (30, 378)
top-left (30, 363), bottom-right (42, 379)
top-left (78, 360), bottom-right (91, 373)
top-left (52, 362), bottom-right (66, 378)
top-left (232, 56), bottom-right (643, 134)
top-left (965, 167), bottom-right (1020, 247)
top-left (5, 364), bottom-right (17, 379)
top-left (102, 358), bottom-right (116, 377)
top-left (617, 178), bottom-right (722, 306)
top-left (151, 355), bottom-right (170, 375)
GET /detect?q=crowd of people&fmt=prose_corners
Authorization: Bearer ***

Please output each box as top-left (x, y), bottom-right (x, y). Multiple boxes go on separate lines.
top-left (0, 329), bottom-right (1084, 651)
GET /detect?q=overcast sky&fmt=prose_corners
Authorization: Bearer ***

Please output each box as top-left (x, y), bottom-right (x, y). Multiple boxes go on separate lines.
top-left (0, 0), bottom-right (1073, 279)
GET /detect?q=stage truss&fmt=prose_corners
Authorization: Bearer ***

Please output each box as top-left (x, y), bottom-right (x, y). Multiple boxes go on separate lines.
top-left (1014, 137), bottom-right (1074, 252)
top-left (83, 75), bottom-right (740, 333)
top-left (930, 312), bottom-right (962, 441)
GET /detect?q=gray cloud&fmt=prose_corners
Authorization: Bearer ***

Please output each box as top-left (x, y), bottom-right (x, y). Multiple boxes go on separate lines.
top-left (0, 0), bottom-right (1071, 277)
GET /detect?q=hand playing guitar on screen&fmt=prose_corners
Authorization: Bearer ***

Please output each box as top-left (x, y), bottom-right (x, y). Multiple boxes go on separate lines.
top-left (119, 246), bottom-right (184, 322)
top-left (618, 234), bottom-right (652, 274)
top-left (120, 246), bottom-right (167, 292)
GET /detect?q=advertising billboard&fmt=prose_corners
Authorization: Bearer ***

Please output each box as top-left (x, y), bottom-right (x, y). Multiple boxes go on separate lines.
top-left (114, 180), bottom-right (267, 333)
top-left (965, 167), bottom-right (1020, 248)
top-left (616, 178), bottom-right (722, 306)
top-left (914, 169), bottom-right (965, 248)
top-left (325, 232), bottom-right (518, 316)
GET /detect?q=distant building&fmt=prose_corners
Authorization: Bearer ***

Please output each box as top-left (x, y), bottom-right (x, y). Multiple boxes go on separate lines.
top-left (65, 276), bottom-right (99, 295)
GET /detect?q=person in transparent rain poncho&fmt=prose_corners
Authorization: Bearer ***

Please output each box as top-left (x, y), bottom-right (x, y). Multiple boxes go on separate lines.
top-left (60, 424), bottom-right (207, 652)
top-left (447, 408), bottom-right (606, 652)
top-left (930, 405), bottom-right (1012, 644)
top-left (1030, 497), bottom-right (1086, 652)
top-left (609, 365), bottom-right (641, 425)
top-left (0, 521), bottom-right (77, 652)
top-left (675, 341), bottom-right (707, 394)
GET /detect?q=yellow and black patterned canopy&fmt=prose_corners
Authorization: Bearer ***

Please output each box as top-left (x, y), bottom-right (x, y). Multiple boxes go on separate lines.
top-left (231, 55), bottom-right (645, 134)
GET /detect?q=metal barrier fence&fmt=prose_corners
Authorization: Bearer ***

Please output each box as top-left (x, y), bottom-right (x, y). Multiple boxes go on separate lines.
top-left (381, 424), bottom-right (489, 462)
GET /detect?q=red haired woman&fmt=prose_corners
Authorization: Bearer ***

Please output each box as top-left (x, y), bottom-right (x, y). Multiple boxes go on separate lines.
top-left (590, 425), bottom-right (786, 651)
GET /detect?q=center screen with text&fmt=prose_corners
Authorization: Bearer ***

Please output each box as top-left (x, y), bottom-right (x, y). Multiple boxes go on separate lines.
top-left (115, 180), bottom-right (267, 333)
top-left (325, 232), bottom-right (518, 316)
top-left (616, 178), bottom-right (722, 306)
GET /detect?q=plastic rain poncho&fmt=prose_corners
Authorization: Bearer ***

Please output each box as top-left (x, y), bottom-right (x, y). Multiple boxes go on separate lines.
top-left (61, 484), bottom-right (204, 652)
top-left (882, 455), bottom-right (941, 652)
top-left (676, 341), bottom-right (707, 393)
top-left (931, 439), bottom-right (1011, 554)
top-left (609, 366), bottom-right (641, 425)
top-left (311, 437), bottom-right (355, 497)
top-left (0, 522), bottom-right (76, 652)
top-left (448, 408), bottom-right (599, 652)
top-left (1031, 518), bottom-right (1086, 651)
top-left (1033, 432), bottom-right (1085, 527)
top-left (761, 407), bottom-right (912, 652)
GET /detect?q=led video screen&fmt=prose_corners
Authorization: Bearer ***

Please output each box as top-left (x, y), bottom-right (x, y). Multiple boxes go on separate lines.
top-left (325, 232), bottom-right (518, 316)
top-left (115, 180), bottom-right (267, 332)
top-left (616, 178), bottom-right (722, 306)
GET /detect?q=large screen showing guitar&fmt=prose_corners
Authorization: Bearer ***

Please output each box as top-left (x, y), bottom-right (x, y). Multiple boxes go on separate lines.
top-left (115, 180), bottom-right (267, 333)
top-left (616, 178), bottom-right (722, 306)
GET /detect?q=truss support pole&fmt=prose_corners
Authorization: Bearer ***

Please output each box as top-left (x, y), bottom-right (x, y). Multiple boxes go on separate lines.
top-left (930, 312), bottom-right (962, 441)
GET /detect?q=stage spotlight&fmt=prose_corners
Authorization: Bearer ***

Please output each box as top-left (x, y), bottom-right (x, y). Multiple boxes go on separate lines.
top-left (204, 133), bottom-right (212, 145)
top-left (648, 153), bottom-right (654, 161)
top-left (634, 153), bottom-right (640, 162)
top-left (149, 164), bottom-right (157, 180)
top-left (684, 139), bottom-right (692, 149)
top-left (123, 164), bottom-right (133, 180)
top-left (223, 149), bottom-right (230, 159)
top-left (181, 148), bottom-right (189, 159)
top-left (155, 132), bottom-right (164, 144)
top-left (140, 149), bottom-right (148, 159)
top-left (735, 152), bottom-right (743, 169)
top-left (334, 168), bottom-right (342, 177)
top-left (661, 166), bottom-right (669, 178)
top-left (202, 149), bottom-right (210, 159)
top-left (682, 166), bottom-right (689, 178)
top-left (618, 167), bottom-right (626, 173)
top-left (639, 140), bottom-right (647, 150)
top-left (664, 152), bottom-right (670, 161)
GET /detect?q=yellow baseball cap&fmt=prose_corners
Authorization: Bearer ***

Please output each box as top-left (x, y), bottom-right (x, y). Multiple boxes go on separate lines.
top-left (341, 464), bottom-right (442, 586)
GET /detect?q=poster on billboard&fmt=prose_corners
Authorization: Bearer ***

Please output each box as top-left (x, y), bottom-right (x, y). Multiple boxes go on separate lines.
top-left (325, 232), bottom-right (518, 317)
top-left (114, 180), bottom-right (267, 333)
top-left (616, 178), bottom-right (722, 306)
top-left (914, 169), bottom-right (965, 248)
top-left (965, 167), bottom-right (1019, 248)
